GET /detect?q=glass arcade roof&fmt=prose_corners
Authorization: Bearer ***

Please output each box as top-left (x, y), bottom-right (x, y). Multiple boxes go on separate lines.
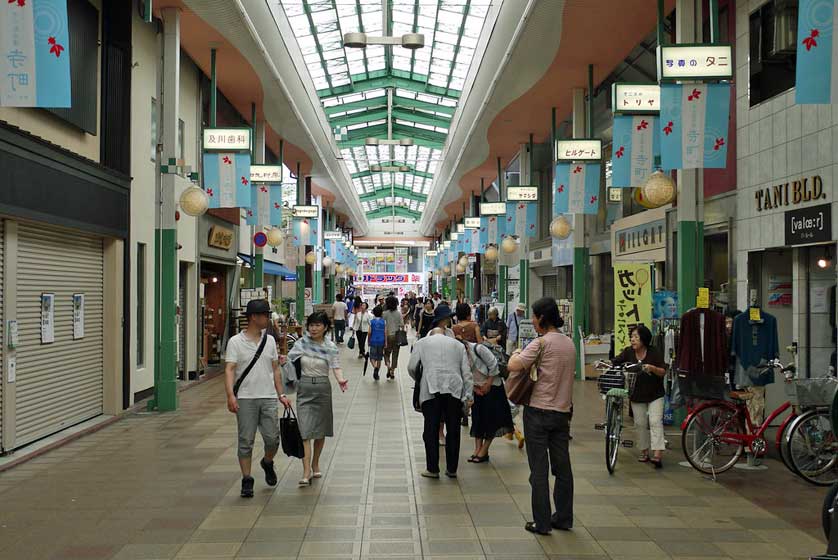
top-left (277, 0), bottom-right (492, 223)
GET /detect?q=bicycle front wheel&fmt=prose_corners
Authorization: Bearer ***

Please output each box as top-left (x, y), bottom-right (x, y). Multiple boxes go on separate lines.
top-left (605, 397), bottom-right (622, 474)
top-left (787, 409), bottom-right (838, 486)
top-left (682, 403), bottom-right (744, 475)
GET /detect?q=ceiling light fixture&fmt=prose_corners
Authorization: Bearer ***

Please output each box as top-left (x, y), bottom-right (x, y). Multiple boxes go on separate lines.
top-left (343, 32), bottom-right (425, 50)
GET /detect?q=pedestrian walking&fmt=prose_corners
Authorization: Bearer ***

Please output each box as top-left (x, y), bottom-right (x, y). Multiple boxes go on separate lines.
top-left (417, 299), bottom-right (435, 338)
top-left (224, 299), bottom-right (292, 498)
top-left (368, 306), bottom-right (387, 381)
top-left (332, 294), bottom-right (348, 344)
top-left (466, 339), bottom-right (514, 463)
top-left (407, 304), bottom-right (473, 479)
top-left (382, 296), bottom-right (404, 379)
top-left (506, 302), bottom-right (527, 354)
top-left (287, 311), bottom-right (348, 486)
top-left (481, 307), bottom-right (507, 349)
top-left (452, 302), bottom-right (483, 343)
top-left (352, 302), bottom-right (371, 359)
top-left (507, 297), bottom-right (575, 535)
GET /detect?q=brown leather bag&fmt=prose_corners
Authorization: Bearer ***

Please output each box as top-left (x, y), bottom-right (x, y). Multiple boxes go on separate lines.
top-left (506, 339), bottom-right (543, 405)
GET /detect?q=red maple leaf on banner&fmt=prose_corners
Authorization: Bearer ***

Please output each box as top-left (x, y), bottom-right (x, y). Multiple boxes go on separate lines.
top-left (206, 188), bottom-right (214, 197)
top-left (274, 202), bottom-right (281, 209)
top-left (687, 88), bottom-right (702, 101)
top-left (590, 196), bottom-right (597, 204)
top-left (247, 210), bottom-right (253, 217)
top-left (663, 121), bottom-right (674, 136)
top-left (518, 203), bottom-right (525, 210)
top-left (241, 176), bottom-right (248, 185)
top-left (9, 0), bottom-right (26, 7)
top-left (222, 156), bottom-right (232, 164)
top-left (636, 119), bottom-right (649, 130)
top-left (803, 29), bottom-right (819, 51)
top-left (713, 137), bottom-right (725, 151)
top-left (259, 186), bottom-right (268, 192)
top-left (48, 37), bottom-right (64, 57)
top-left (572, 166), bottom-right (582, 174)
top-left (489, 217), bottom-right (495, 223)
top-left (506, 216), bottom-right (512, 222)
top-left (557, 184), bottom-right (565, 193)
top-left (529, 224), bottom-right (535, 230)
top-left (615, 146), bottom-right (625, 158)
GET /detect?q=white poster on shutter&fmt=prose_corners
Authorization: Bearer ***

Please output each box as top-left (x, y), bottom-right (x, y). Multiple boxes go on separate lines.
top-left (73, 293), bottom-right (85, 340)
top-left (41, 292), bottom-right (55, 344)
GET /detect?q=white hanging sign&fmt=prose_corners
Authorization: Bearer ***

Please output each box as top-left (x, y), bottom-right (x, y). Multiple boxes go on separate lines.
top-left (555, 139), bottom-right (602, 161)
top-left (202, 127), bottom-right (251, 151)
top-left (507, 186), bottom-right (539, 201)
top-left (657, 44), bottom-right (733, 81)
top-left (464, 217), bottom-right (482, 228)
top-left (250, 165), bottom-right (282, 182)
top-left (479, 203), bottom-right (506, 215)
top-left (612, 83), bottom-right (660, 114)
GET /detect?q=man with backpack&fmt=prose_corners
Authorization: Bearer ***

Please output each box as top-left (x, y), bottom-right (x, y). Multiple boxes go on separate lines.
top-left (225, 299), bottom-right (292, 498)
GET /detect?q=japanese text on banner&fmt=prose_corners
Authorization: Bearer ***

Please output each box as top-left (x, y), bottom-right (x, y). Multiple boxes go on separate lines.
top-left (613, 263), bottom-right (653, 351)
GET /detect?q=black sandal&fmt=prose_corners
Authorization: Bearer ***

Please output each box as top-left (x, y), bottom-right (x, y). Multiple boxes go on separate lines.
top-left (469, 455), bottom-right (489, 463)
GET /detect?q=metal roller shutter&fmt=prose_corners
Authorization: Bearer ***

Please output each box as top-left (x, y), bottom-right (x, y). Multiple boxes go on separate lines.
top-left (14, 223), bottom-right (104, 447)
top-left (543, 274), bottom-right (559, 300)
top-left (0, 221), bottom-right (4, 451)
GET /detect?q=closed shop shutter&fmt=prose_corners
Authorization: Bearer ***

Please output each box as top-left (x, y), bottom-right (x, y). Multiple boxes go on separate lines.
top-left (14, 223), bottom-right (104, 447)
top-left (543, 274), bottom-right (559, 300)
top-left (0, 221), bottom-right (4, 451)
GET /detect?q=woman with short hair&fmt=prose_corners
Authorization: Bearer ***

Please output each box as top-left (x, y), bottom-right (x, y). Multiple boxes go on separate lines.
top-left (382, 296), bottom-right (404, 379)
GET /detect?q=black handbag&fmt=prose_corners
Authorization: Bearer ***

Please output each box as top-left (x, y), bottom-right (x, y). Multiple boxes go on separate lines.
top-left (396, 329), bottom-right (408, 347)
top-left (280, 408), bottom-right (305, 458)
top-left (347, 333), bottom-right (356, 350)
top-left (412, 362), bottom-right (423, 413)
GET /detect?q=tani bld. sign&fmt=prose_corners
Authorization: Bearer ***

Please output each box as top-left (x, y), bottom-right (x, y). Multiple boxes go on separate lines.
top-left (785, 204), bottom-right (832, 246)
top-left (755, 175), bottom-right (826, 212)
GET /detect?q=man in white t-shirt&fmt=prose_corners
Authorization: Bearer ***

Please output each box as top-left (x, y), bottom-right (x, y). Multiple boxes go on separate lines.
top-left (332, 294), bottom-right (348, 344)
top-left (225, 299), bottom-right (291, 498)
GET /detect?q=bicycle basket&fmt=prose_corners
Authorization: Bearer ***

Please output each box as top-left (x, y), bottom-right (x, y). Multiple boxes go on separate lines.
top-left (597, 370), bottom-right (625, 395)
top-left (625, 371), bottom-right (640, 396)
top-left (677, 373), bottom-right (727, 400)
top-left (785, 377), bottom-right (838, 407)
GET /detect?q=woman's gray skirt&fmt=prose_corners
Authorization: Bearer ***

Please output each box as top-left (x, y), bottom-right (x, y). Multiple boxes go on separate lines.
top-left (297, 376), bottom-right (334, 440)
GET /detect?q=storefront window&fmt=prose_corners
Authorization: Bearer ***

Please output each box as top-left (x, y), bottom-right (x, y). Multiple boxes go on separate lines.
top-left (749, 0), bottom-right (798, 107)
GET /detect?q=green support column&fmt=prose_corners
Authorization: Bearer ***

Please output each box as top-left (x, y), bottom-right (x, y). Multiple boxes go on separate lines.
top-left (677, 221), bottom-right (704, 315)
top-left (295, 163), bottom-right (306, 325)
top-left (498, 265), bottom-right (508, 319)
top-left (154, 228), bottom-right (178, 410)
top-left (572, 247), bottom-right (589, 379)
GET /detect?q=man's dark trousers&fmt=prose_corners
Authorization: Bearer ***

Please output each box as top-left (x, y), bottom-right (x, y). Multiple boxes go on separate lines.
top-left (421, 393), bottom-right (462, 474)
top-left (523, 406), bottom-right (574, 532)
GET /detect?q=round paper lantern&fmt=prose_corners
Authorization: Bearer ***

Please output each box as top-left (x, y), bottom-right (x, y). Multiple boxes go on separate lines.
top-left (485, 245), bottom-right (498, 261)
top-left (335, 263), bottom-right (344, 274)
top-left (305, 251), bottom-right (316, 265)
top-left (641, 170), bottom-right (676, 207)
top-left (501, 236), bottom-right (518, 254)
top-left (266, 227), bottom-right (284, 247)
top-left (456, 263), bottom-right (466, 274)
top-left (428, 270), bottom-right (433, 277)
top-left (179, 186), bottom-right (209, 217)
top-left (550, 215), bottom-right (572, 239)
top-left (443, 265), bottom-right (451, 275)
top-left (322, 256), bottom-right (333, 268)
top-left (458, 255), bottom-right (469, 268)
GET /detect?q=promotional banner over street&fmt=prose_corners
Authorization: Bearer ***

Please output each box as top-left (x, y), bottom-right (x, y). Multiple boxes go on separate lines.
top-left (554, 163), bottom-right (601, 215)
top-left (203, 152), bottom-right (252, 208)
top-left (659, 83), bottom-right (730, 169)
top-left (796, 0), bottom-right (838, 104)
top-left (611, 115), bottom-right (660, 187)
top-left (246, 183), bottom-right (282, 226)
top-left (0, 0), bottom-right (72, 107)
top-left (614, 262), bottom-right (653, 351)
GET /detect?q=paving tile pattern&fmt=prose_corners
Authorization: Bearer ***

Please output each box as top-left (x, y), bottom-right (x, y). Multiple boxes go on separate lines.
top-left (0, 337), bottom-right (829, 559)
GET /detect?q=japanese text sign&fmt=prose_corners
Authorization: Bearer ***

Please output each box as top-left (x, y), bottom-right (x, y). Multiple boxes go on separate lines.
top-left (657, 44), bottom-right (733, 81)
top-left (479, 202), bottom-right (506, 215)
top-left (292, 205), bottom-right (319, 218)
top-left (250, 165), bottom-right (282, 183)
top-left (457, 223), bottom-right (465, 233)
top-left (555, 139), bottom-right (602, 162)
top-left (324, 230), bottom-right (343, 240)
top-left (202, 128), bottom-right (251, 151)
top-left (507, 186), bottom-right (539, 201)
top-left (464, 217), bottom-right (482, 228)
top-left (613, 263), bottom-right (653, 351)
top-left (611, 84), bottom-right (660, 115)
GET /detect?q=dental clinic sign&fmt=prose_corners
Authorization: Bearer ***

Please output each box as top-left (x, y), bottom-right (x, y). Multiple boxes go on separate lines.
top-left (785, 204), bottom-right (832, 246)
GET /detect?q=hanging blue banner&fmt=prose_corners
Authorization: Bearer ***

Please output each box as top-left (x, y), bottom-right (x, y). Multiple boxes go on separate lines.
top-left (292, 217), bottom-right (318, 247)
top-left (554, 163), bottom-right (601, 215)
top-left (204, 152), bottom-right (251, 208)
top-left (611, 115), bottom-right (660, 187)
top-left (503, 202), bottom-right (516, 237)
top-left (659, 83), bottom-right (730, 170)
top-left (486, 215), bottom-right (500, 246)
top-left (0, 0), bottom-right (72, 107)
top-left (246, 183), bottom-right (282, 226)
top-left (478, 217), bottom-right (489, 253)
top-left (796, 0), bottom-right (838, 104)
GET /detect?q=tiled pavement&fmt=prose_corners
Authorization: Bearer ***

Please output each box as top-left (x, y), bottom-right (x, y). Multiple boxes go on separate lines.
top-left (0, 337), bottom-right (830, 559)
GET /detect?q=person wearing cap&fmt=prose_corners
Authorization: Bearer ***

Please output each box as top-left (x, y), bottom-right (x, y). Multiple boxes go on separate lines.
top-left (224, 299), bottom-right (292, 498)
top-left (407, 304), bottom-right (474, 479)
top-left (506, 302), bottom-right (527, 355)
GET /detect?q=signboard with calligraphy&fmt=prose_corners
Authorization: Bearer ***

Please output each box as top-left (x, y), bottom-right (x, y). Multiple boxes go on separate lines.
top-left (785, 203), bottom-right (832, 246)
top-left (208, 225), bottom-right (235, 250)
top-left (507, 186), bottom-right (539, 201)
top-left (479, 203), bottom-right (506, 215)
top-left (657, 44), bottom-right (733, 81)
top-left (614, 263), bottom-right (653, 351)
top-left (250, 165), bottom-right (282, 182)
top-left (612, 84), bottom-right (660, 115)
top-left (202, 127), bottom-right (252, 151)
top-left (555, 139), bottom-right (602, 162)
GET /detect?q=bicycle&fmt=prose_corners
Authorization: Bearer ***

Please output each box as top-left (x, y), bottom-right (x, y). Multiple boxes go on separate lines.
top-left (593, 360), bottom-right (643, 474)
top-left (781, 375), bottom-right (838, 485)
top-left (682, 360), bottom-right (837, 483)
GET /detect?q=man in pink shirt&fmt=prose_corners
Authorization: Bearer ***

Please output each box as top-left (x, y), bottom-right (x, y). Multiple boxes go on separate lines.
top-left (507, 297), bottom-right (575, 536)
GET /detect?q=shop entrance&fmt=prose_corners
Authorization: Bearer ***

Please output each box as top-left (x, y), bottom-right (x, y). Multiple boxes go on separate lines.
top-left (201, 263), bottom-right (229, 366)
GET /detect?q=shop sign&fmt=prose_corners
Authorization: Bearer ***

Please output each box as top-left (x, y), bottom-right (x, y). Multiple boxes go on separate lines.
top-left (612, 83), bottom-right (660, 114)
top-left (555, 139), bottom-right (602, 161)
top-left (202, 127), bottom-right (251, 151)
top-left (479, 203), bottom-right (505, 215)
top-left (615, 219), bottom-right (665, 256)
top-left (657, 44), bottom-right (733, 81)
top-left (457, 223), bottom-right (465, 233)
top-left (250, 165), bottom-right (282, 182)
top-left (426, 250), bottom-right (438, 257)
top-left (608, 188), bottom-right (623, 202)
top-left (464, 217), bottom-right (482, 227)
top-left (451, 231), bottom-right (460, 241)
top-left (507, 186), bottom-right (539, 201)
top-left (324, 230), bottom-right (343, 240)
top-left (614, 263), bottom-right (653, 351)
top-left (361, 274), bottom-right (424, 284)
top-left (292, 205), bottom-right (319, 218)
top-left (784, 203), bottom-right (832, 246)
top-left (208, 225), bottom-right (234, 250)
top-left (755, 175), bottom-right (826, 212)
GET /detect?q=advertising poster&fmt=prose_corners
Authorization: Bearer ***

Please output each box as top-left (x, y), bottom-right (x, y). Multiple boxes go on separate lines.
top-left (41, 293), bottom-right (55, 344)
top-left (73, 294), bottom-right (85, 340)
top-left (768, 275), bottom-right (792, 307)
top-left (652, 290), bottom-right (678, 334)
top-left (614, 263), bottom-right (653, 351)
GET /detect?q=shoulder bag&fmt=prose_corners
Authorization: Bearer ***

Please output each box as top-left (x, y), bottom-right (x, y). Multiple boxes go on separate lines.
top-left (233, 334), bottom-right (268, 397)
top-left (396, 328), bottom-right (409, 347)
top-left (506, 339), bottom-right (543, 405)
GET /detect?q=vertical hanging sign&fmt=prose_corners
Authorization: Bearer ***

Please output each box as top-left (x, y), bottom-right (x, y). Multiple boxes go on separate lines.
top-left (203, 128), bottom-right (252, 209)
top-left (611, 116), bottom-right (660, 187)
top-left (554, 163), bottom-right (601, 215)
top-left (659, 83), bottom-right (730, 170)
top-left (795, 0), bottom-right (838, 104)
top-left (613, 263), bottom-right (652, 351)
top-left (0, 0), bottom-right (72, 107)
